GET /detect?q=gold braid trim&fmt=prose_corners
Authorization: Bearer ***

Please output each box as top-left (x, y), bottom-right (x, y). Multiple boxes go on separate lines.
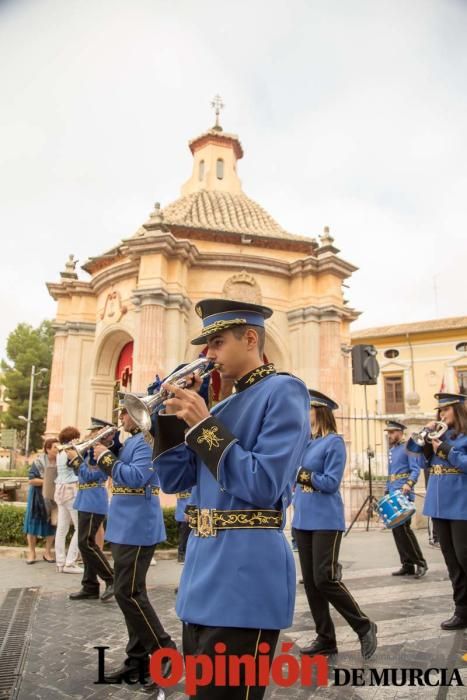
top-left (112, 485), bottom-right (160, 496)
top-left (200, 318), bottom-right (247, 337)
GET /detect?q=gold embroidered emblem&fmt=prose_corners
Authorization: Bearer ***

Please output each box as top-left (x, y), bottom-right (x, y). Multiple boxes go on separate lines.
top-left (302, 486), bottom-right (314, 493)
top-left (299, 469), bottom-right (311, 482)
top-left (101, 454), bottom-right (114, 466)
top-left (433, 465), bottom-right (442, 475)
top-left (197, 426), bottom-right (224, 450)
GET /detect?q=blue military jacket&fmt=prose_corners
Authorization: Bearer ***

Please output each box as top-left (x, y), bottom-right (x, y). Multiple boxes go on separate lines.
top-left (73, 456), bottom-right (109, 515)
top-left (154, 368), bottom-right (310, 630)
top-left (423, 430), bottom-right (467, 520)
top-left (386, 442), bottom-right (422, 503)
top-left (292, 433), bottom-right (346, 532)
top-left (175, 489), bottom-right (192, 523)
top-left (98, 431), bottom-right (166, 546)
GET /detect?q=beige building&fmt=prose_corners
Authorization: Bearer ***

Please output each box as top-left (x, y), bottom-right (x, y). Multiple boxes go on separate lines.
top-left (351, 316), bottom-right (467, 418)
top-left (45, 118), bottom-right (359, 436)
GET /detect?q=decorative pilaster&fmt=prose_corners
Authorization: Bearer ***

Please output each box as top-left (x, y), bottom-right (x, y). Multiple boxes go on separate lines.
top-left (319, 310), bottom-right (346, 407)
top-left (44, 327), bottom-right (67, 437)
top-left (45, 322), bottom-right (96, 436)
top-left (131, 289), bottom-right (167, 392)
top-left (287, 306), bottom-right (321, 388)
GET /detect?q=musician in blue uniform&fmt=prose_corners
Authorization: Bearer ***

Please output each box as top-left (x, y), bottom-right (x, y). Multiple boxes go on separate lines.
top-left (93, 395), bottom-right (175, 685)
top-left (384, 420), bottom-right (427, 578)
top-left (175, 489), bottom-right (191, 563)
top-left (153, 298), bottom-right (310, 700)
top-left (293, 390), bottom-right (377, 660)
top-left (67, 418), bottom-right (115, 602)
top-left (409, 392), bottom-right (467, 630)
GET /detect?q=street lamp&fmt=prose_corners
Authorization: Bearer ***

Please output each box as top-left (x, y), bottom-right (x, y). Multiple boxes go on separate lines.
top-left (19, 365), bottom-right (48, 458)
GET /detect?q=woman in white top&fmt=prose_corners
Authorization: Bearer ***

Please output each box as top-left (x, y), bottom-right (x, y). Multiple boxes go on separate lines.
top-left (54, 426), bottom-right (83, 573)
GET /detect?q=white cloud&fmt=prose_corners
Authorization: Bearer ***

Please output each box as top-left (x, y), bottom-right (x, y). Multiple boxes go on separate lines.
top-left (1, 0), bottom-right (466, 357)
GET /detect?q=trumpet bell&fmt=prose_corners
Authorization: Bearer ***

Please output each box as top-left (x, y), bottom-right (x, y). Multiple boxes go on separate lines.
top-left (123, 394), bottom-right (156, 433)
top-left (123, 357), bottom-right (217, 432)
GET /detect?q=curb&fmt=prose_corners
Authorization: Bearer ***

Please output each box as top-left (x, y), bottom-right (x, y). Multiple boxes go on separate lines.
top-left (0, 545), bottom-right (178, 560)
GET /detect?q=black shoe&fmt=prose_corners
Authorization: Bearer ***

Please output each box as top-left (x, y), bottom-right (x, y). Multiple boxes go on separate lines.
top-left (359, 622), bottom-right (377, 660)
top-left (392, 566), bottom-right (415, 576)
top-left (105, 659), bottom-right (148, 683)
top-left (415, 564), bottom-right (428, 579)
top-left (101, 584), bottom-right (114, 602)
top-left (177, 552), bottom-right (185, 563)
top-left (174, 587), bottom-right (178, 595)
top-left (300, 638), bottom-right (338, 656)
top-left (440, 615), bottom-right (467, 631)
top-left (69, 589), bottom-right (99, 600)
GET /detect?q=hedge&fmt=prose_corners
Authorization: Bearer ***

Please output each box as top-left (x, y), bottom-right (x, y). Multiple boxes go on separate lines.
top-left (0, 504), bottom-right (178, 550)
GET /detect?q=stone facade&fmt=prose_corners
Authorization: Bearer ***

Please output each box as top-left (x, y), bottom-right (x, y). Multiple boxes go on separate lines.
top-left (45, 122), bottom-right (358, 436)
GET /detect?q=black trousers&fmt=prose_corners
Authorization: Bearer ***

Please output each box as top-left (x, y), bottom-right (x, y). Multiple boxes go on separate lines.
top-left (295, 529), bottom-right (370, 644)
top-left (424, 468), bottom-right (439, 543)
top-left (111, 543), bottom-right (174, 663)
top-left (434, 519), bottom-right (467, 619)
top-left (77, 511), bottom-right (113, 593)
top-left (183, 623), bottom-right (279, 700)
top-left (178, 521), bottom-right (190, 556)
top-left (392, 517), bottom-right (426, 568)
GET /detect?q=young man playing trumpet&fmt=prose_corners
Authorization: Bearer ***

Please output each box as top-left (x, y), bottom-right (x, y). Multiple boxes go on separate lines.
top-left (152, 298), bottom-right (310, 700)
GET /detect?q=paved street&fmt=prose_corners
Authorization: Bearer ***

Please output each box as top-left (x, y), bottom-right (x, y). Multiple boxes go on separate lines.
top-left (1, 528), bottom-right (466, 699)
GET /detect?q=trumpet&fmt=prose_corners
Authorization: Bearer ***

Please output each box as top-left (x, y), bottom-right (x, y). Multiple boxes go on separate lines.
top-left (123, 357), bottom-right (218, 432)
top-left (57, 425), bottom-right (118, 459)
top-left (410, 421), bottom-right (448, 447)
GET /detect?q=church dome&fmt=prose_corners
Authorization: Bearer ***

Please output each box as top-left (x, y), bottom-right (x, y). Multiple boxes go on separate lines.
top-left (160, 189), bottom-right (308, 242)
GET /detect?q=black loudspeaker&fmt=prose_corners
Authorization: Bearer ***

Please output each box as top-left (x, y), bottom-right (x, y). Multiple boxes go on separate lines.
top-left (351, 344), bottom-right (380, 385)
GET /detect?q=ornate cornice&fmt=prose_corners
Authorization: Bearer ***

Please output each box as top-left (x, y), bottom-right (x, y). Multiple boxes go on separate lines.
top-left (131, 287), bottom-right (191, 313)
top-left (47, 280), bottom-right (94, 301)
top-left (122, 231), bottom-right (199, 265)
top-left (287, 304), bottom-right (360, 324)
top-left (168, 224), bottom-right (316, 255)
top-left (52, 321), bottom-right (96, 336)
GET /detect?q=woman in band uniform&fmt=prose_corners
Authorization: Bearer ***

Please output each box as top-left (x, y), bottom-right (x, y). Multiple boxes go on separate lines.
top-left (414, 393), bottom-right (467, 630)
top-left (293, 390), bottom-right (377, 659)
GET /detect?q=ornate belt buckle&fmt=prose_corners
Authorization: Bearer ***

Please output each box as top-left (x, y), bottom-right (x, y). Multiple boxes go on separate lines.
top-left (434, 465), bottom-right (442, 476)
top-left (196, 508), bottom-right (217, 537)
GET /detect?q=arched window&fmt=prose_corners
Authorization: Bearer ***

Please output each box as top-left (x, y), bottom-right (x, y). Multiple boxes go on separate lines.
top-left (384, 348), bottom-right (399, 359)
top-left (456, 342), bottom-right (467, 353)
top-left (216, 158), bottom-right (224, 180)
top-left (199, 160), bottom-right (205, 181)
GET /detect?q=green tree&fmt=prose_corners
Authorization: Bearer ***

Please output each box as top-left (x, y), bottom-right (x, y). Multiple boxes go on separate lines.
top-left (1, 321), bottom-right (54, 452)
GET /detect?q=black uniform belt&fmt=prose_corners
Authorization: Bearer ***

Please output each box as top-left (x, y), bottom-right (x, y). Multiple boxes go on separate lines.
top-left (78, 482), bottom-right (102, 490)
top-left (389, 472), bottom-right (410, 482)
top-left (186, 506), bottom-right (283, 538)
top-left (111, 486), bottom-right (160, 496)
top-left (176, 491), bottom-right (191, 499)
top-left (430, 465), bottom-right (462, 476)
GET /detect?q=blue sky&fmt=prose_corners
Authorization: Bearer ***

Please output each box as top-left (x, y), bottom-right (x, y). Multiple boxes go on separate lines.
top-left (1, 0), bottom-right (466, 358)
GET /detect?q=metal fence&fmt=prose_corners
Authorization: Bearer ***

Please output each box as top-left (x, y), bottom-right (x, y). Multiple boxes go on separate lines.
top-left (335, 412), bottom-right (391, 529)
